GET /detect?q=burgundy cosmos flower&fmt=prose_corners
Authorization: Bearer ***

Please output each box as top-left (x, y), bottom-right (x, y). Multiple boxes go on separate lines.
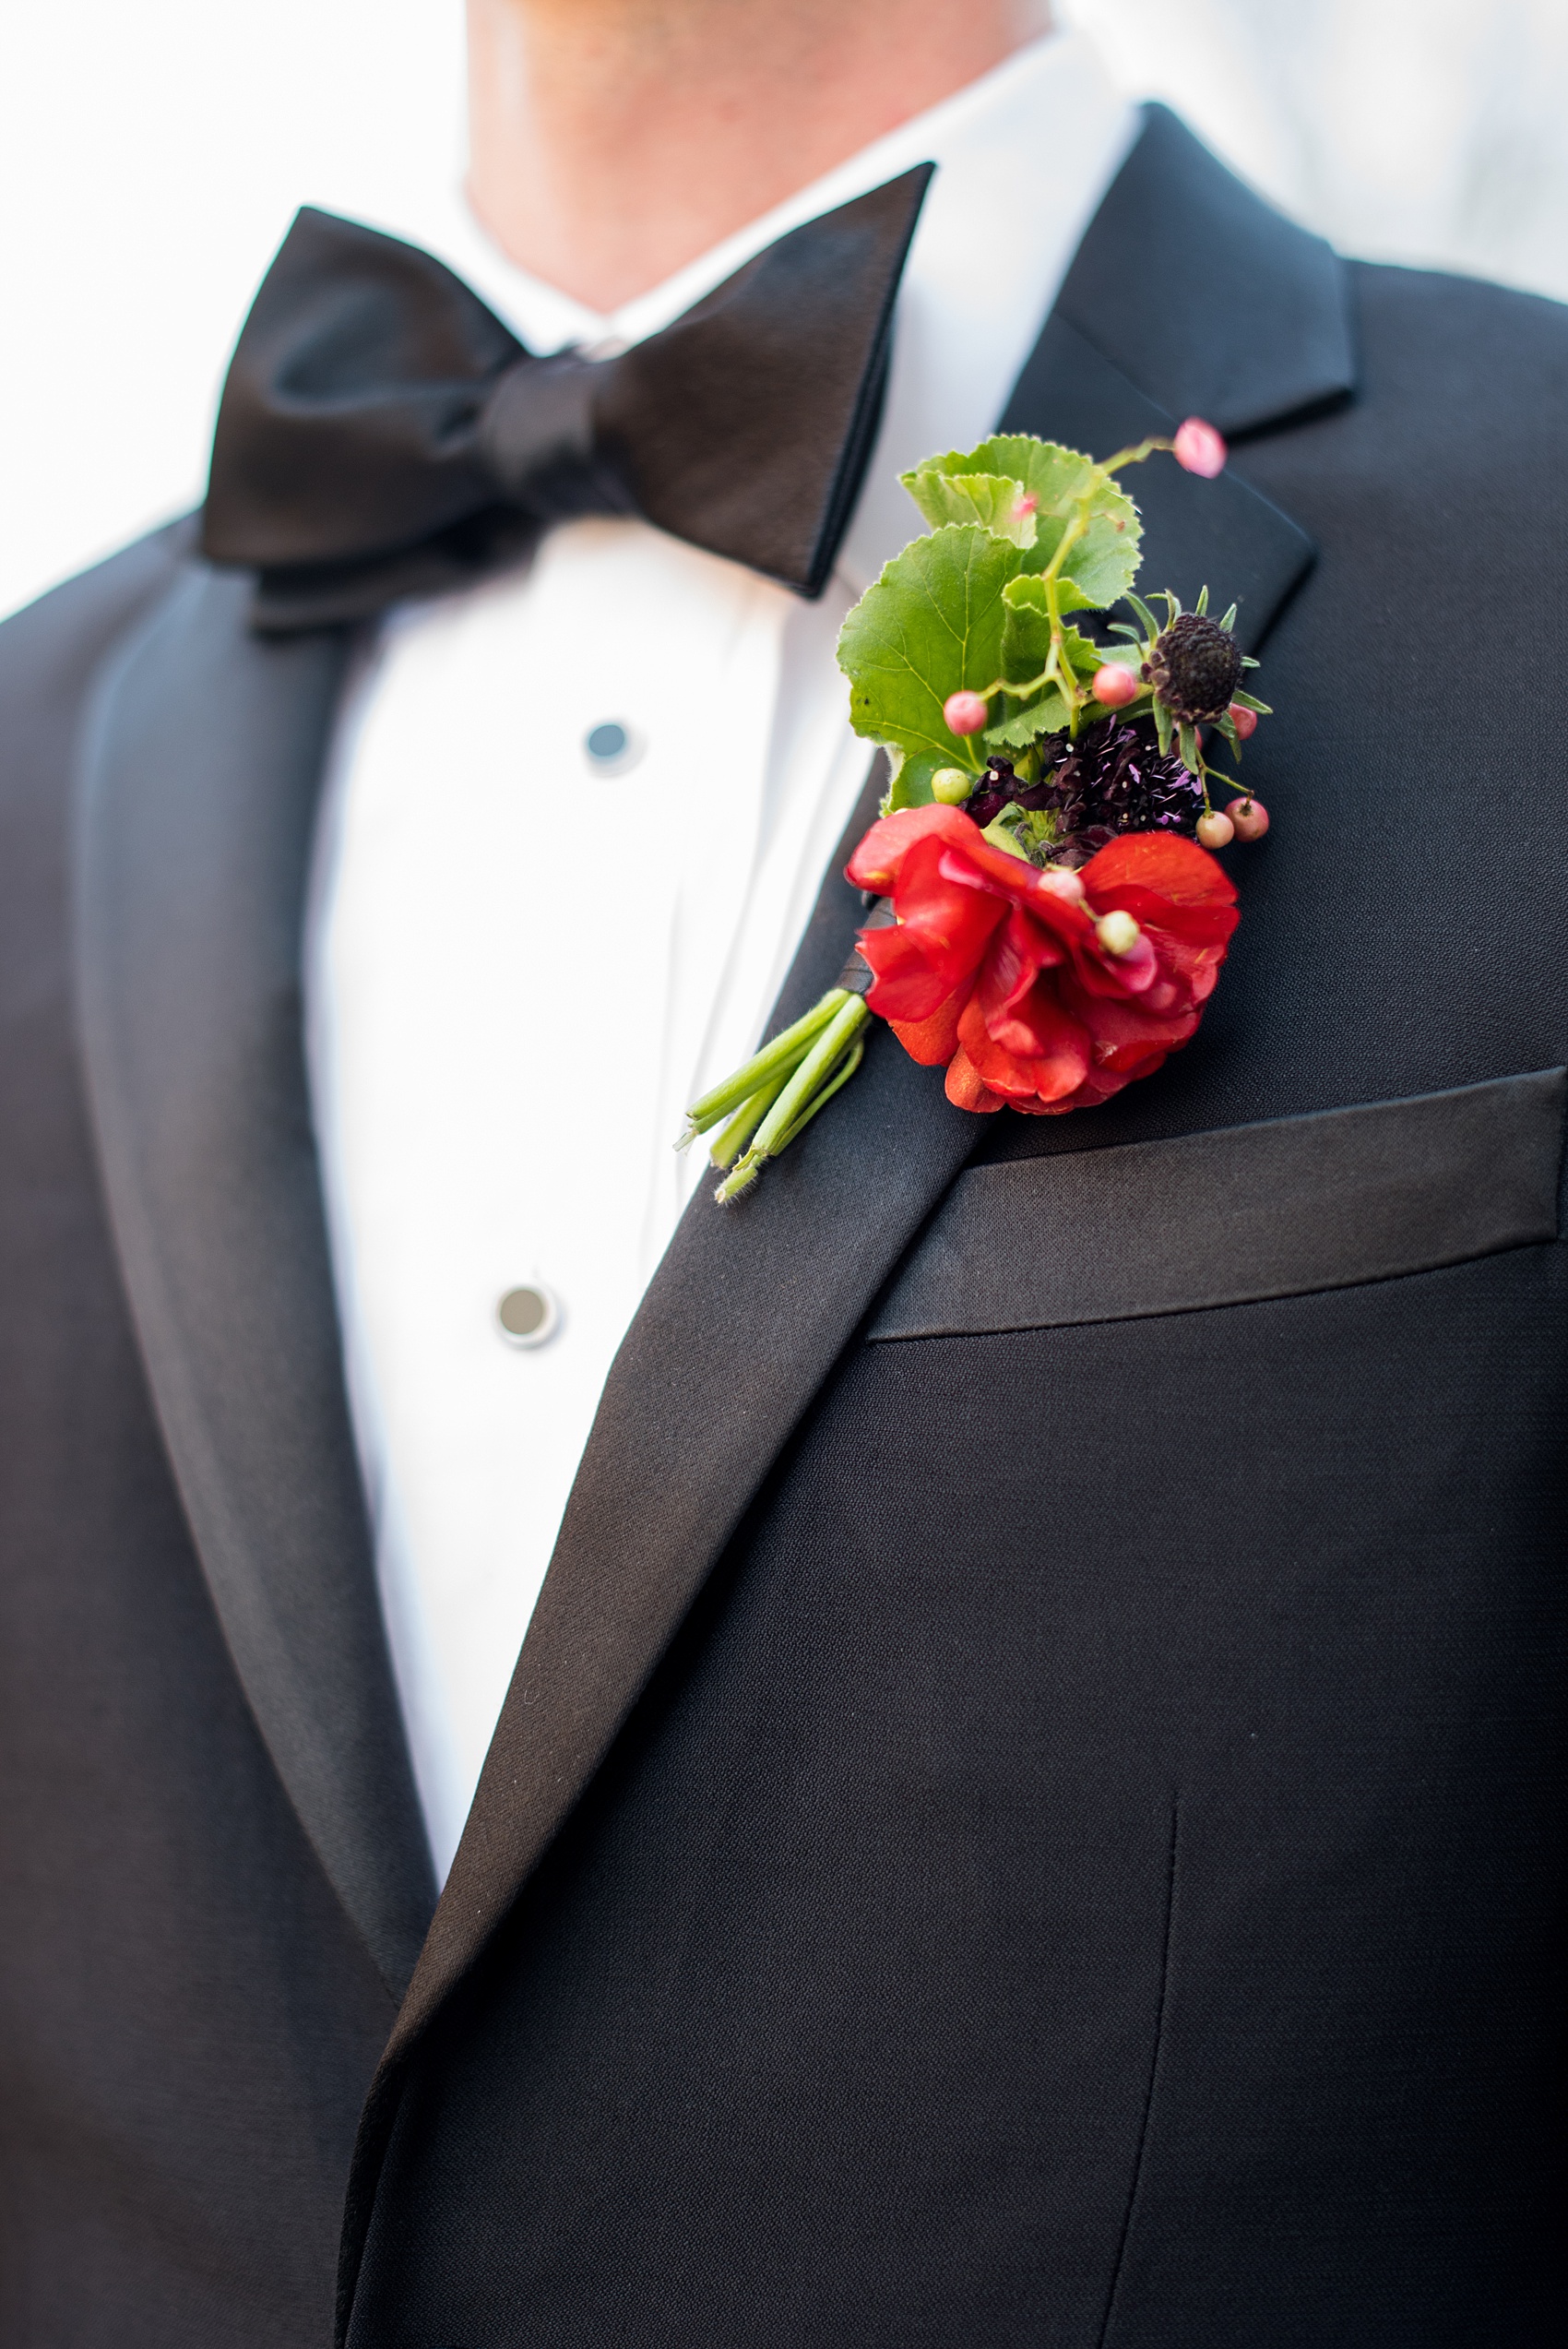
top-left (847, 805), bottom-right (1239, 1115)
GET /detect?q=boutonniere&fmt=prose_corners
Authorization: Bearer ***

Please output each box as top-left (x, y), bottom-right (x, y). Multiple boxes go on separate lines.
top-left (683, 419), bottom-right (1270, 1200)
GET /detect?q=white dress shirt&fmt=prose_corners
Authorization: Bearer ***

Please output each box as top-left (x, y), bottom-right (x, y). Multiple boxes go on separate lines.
top-left (304, 30), bottom-right (1135, 1881)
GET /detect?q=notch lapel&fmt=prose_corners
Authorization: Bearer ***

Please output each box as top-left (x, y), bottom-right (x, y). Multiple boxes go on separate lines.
top-left (75, 565), bottom-right (435, 1997)
top-left (1003, 312), bottom-right (1313, 654)
top-left (1006, 101), bottom-right (1353, 646)
top-left (339, 106), bottom-right (1354, 2325)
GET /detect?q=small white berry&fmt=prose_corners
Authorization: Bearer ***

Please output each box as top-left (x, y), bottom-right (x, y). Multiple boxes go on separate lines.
top-left (1095, 909), bottom-right (1142, 957)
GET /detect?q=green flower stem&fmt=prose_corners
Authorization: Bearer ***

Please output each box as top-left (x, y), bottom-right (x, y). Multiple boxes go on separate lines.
top-left (682, 989), bottom-right (847, 1141)
top-left (1097, 435), bottom-right (1169, 475)
top-left (1033, 437), bottom-right (1169, 739)
top-left (753, 994), bottom-right (871, 1157)
top-left (707, 1065), bottom-right (794, 1169)
top-left (713, 994), bottom-right (872, 1204)
top-left (768, 1033), bottom-right (866, 1154)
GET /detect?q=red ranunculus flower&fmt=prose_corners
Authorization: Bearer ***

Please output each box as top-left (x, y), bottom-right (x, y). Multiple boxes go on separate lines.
top-left (846, 805), bottom-right (1239, 1115)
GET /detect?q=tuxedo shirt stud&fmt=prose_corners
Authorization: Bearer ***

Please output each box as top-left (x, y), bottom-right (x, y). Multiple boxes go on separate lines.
top-left (583, 719), bottom-right (643, 775)
top-left (496, 1285), bottom-right (560, 1349)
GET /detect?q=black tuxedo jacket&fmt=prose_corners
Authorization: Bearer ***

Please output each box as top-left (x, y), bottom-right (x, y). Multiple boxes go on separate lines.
top-left (1, 110), bottom-right (1564, 2346)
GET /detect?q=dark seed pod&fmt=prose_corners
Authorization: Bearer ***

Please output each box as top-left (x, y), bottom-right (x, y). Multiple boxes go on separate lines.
top-left (1142, 612), bottom-right (1243, 722)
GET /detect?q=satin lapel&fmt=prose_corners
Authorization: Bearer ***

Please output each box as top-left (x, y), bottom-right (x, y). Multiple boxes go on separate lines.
top-left (75, 563), bottom-right (435, 1997)
top-left (340, 110), bottom-right (1351, 2329)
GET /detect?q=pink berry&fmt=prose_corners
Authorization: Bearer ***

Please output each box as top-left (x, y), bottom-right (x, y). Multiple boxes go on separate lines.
top-left (1092, 662), bottom-right (1138, 709)
top-left (1229, 795), bottom-right (1270, 841)
top-left (1172, 417), bottom-right (1227, 478)
top-left (1228, 701), bottom-right (1258, 740)
top-left (1014, 492), bottom-right (1039, 519)
top-left (944, 689), bottom-right (989, 737)
top-left (1195, 809), bottom-right (1234, 849)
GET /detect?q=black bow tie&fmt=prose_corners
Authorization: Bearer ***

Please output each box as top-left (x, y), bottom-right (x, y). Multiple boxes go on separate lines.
top-left (202, 168), bottom-right (932, 633)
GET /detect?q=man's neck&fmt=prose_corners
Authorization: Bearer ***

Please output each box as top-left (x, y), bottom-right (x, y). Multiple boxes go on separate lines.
top-left (465, 0), bottom-right (1053, 312)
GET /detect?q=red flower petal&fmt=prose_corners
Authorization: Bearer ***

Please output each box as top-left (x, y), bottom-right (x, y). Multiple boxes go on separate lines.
top-left (1068, 928), bottom-right (1165, 1004)
top-left (944, 1045), bottom-right (1005, 1112)
top-left (958, 986), bottom-right (1090, 1106)
top-left (1083, 830), bottom-right (1236, 901)
top-left (1013, 1059), bottom-right (1159, 1115)
top-left (858, 834), bottom-right (1005, 1020)
top-left (887, 992), bottom-right (966, 1067)
top-left (976, 904), bottom-right (1066, 1041)
top-left (1059, 972), bottom-right (1200, 1067)
top-left (845, 802), bottom-right (976, 892)
top-left (858, 921), bottom-right (959, 1023)
top-left (1099, 888), bottom-right (1240, 952)
top-left (892, 833), bottom-right (1009, 969)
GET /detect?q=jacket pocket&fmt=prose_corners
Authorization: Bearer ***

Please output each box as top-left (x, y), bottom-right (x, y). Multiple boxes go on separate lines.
top-left (868, 1067), bottom-right (1566, 1342)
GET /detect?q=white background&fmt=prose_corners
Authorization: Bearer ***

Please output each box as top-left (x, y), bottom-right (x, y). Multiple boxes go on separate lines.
top-left (2, 0), bottom-right (1565, 622)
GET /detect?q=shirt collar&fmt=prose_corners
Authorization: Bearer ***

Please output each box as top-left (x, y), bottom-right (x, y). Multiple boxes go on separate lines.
top-left (389, 29), bottom-right (1137, 594)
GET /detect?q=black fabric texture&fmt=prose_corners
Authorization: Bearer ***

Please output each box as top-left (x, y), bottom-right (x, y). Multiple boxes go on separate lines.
top-left (870, 1068), bottom-right (1567, 1339)
top-left (1051, 103), bottom-right (1354, 440)
top-left (0, 529), bottom-right (398, 2343)
top-left (75, 566), bottom-right (436, 1994)
top-left (0, 105), bottom-right (1563, 2348)
top-left (202, 169), bottom-right (932, 626)
top-left (360, 1237), bottom-right (1567, 2347)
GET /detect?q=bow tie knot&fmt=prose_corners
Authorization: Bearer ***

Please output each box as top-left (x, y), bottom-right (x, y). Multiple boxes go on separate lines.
top-left (202, 168), bottom-right (932, 633)
top-left (475, 351), bottom-right (634, 523)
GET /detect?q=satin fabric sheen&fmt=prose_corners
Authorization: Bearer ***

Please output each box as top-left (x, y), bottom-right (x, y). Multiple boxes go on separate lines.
top-left (201, 170), bottom-right (932, 625)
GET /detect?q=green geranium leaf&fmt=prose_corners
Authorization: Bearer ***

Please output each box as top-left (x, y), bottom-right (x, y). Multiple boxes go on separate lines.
top-left (911, 435), bottom-right (1086, 510)
top-left (1000, 574), bottom-right (1052, 686)
top-left (1000, 581), bottom-right (1107, 693)
top-left (909, 435), bottom-right (1142, 611)
top-left (898, 469), bottom-right (1039, 548)
top-left (837, 523), bottom-right (1018, 771)
top-left (1030, 502), bottom-right (1141, 610)
top-left (1061, 627), bottom-right (1105, 676)
top-left (1052, 576), bottom-right (1101, 614)
top-left (985, 692), bottom-right (1073, 752)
